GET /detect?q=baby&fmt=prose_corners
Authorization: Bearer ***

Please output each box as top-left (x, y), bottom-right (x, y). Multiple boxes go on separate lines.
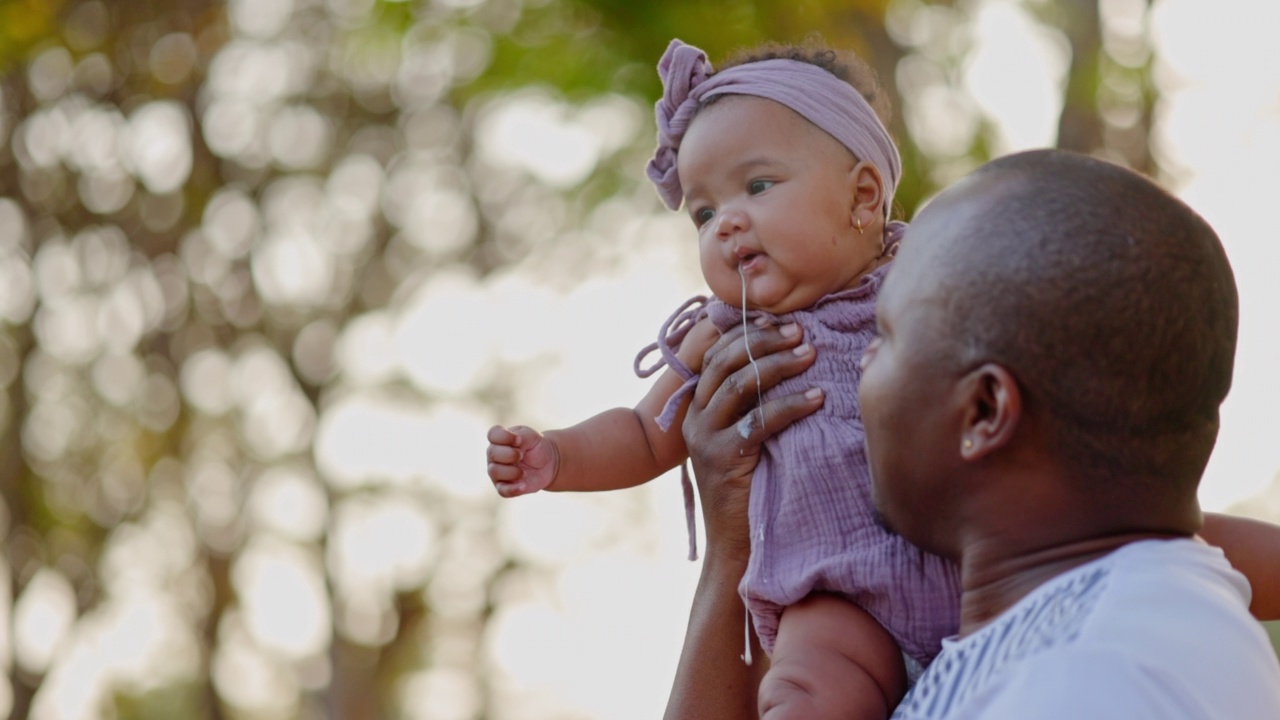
top-left (488, 38), bottom-right (953, 718)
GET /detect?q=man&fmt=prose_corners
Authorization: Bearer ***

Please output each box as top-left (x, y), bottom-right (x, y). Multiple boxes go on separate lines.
top-left (666, 149), bottom-right (1280, 719)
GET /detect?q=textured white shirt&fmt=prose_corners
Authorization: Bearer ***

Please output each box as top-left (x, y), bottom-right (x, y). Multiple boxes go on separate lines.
top-left (892, 538), bottom-right (1280, 719)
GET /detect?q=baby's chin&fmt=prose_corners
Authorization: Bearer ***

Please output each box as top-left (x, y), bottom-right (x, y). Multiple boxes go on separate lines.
top-left (710, 292), bottom-right (818, 317)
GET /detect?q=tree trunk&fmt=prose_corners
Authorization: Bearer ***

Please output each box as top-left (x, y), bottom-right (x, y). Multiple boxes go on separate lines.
top-left (1056, 1), bottom-right (1105, 154)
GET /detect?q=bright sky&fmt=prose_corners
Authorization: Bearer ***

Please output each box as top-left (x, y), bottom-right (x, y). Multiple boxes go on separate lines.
top-left (1150, 0), bottom-right (1280, 512)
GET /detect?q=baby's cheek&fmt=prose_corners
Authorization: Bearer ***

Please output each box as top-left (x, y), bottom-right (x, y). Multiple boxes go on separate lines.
top-left (704, 271), bottom-right (744, 308)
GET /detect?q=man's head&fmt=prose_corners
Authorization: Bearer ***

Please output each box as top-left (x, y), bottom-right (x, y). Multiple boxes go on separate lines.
top-left (859, 149), bottom-right (1238, 556)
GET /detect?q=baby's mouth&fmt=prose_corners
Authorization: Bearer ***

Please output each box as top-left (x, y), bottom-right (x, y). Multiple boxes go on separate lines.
top-left (737, 252), bottom-right (764, 270)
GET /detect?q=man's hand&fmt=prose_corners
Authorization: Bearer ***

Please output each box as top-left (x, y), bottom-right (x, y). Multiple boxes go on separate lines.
top-left (682, 320), bottom-right (824, 562)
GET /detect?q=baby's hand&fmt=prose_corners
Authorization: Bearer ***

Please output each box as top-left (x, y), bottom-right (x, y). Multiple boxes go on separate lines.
top-left (486, 425), bottom-right (559, 497)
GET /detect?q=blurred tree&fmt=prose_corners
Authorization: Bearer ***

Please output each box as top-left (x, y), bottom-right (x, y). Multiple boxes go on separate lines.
top-left (472, 0), bottom-right (947, 218)
top-left (0, 1), bottom-right (1165, 719)
top-left (1030, 0), bottom-right (1159, 174)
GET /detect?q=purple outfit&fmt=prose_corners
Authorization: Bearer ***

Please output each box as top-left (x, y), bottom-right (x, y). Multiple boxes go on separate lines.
top-left (635, 256), bottom-right (961, 667)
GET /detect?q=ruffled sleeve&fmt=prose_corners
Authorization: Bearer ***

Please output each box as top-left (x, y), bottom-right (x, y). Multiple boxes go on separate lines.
top-left (632, 295), bottom-right (712, 561)
top-left (633, 295), bottom-right (710, 431)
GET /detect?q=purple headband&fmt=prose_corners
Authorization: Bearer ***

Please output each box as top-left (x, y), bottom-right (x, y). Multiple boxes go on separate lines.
top-left (645, 38), bottom-right (901, 213)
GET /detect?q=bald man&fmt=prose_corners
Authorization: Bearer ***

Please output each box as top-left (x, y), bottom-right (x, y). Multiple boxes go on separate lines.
top-left (667, 149), bottom-right (1280, 719)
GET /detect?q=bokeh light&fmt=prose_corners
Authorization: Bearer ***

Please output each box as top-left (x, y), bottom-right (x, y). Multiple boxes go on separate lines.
top-left (0, 1), bottom-right (1276, 719)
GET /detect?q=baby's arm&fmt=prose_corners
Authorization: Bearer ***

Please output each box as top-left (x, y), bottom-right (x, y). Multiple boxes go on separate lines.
top-left (487, 318), bottom-right (721, 497)
top-left (762, 595), bottom-right (907, 720)
top-left (1200, 512), bottom-right (1280, 620)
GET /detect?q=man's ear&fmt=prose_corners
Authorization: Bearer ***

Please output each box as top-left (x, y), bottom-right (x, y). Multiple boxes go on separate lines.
top-left (958, 363), bottom-right (1021, 460)
top-left (849, 160), bottom-right (886, 227)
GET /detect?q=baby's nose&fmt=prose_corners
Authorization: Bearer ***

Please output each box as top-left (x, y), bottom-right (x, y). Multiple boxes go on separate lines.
top-left (716, 208), bottom-right (747, 237)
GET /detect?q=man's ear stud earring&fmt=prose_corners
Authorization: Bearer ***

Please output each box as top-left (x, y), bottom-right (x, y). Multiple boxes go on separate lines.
top-left (963, 438), bottom-right (974, 450)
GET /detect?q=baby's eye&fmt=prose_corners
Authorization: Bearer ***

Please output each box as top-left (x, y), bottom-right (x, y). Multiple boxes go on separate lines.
top-left (692, 207), bottom-right (714, 226)
top-left (748, 179), bottom-right (774, 195)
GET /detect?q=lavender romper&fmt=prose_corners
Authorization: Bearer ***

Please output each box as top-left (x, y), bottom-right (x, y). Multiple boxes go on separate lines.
top-left (636, 261), bottom-right (961, 668)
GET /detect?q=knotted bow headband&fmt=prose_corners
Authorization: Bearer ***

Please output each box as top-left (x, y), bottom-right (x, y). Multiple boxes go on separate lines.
top-left (645, 38), bottom-right (901, 213)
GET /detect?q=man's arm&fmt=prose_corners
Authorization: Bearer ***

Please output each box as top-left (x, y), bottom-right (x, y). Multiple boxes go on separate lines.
top-left (664, 321), bottom-right (822, 720)
top-left (665, 544), bottom-right (766, 720)
top-left (1200, 512), bottom-right (1280, 620)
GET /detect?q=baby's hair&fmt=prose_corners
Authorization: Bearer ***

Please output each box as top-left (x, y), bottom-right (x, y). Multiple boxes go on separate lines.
top-left (715, 38), bottom-right (893, 129)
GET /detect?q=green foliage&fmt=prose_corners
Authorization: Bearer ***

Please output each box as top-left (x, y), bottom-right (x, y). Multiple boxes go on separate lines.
top-left (1266, 620), bottom-right (1280, 661)
top-left (473, 0), bottom-right (954, 217)
top-left (0, 0), bottom-right (68, 71)
top-left (113, 682), bottom-right (207, 720)
top-left (476, 0), bottom-right (900, 101)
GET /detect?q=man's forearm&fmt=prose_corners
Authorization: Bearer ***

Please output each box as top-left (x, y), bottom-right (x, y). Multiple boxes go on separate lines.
top-left (665, 321), bottom-right (815, 719)
top-left (1200, 511), bottom-right (1280, 620)
top-left (664, 553), bottom-right (766, 720)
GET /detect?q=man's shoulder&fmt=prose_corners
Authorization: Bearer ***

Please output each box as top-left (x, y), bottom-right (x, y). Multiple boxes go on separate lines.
top-left (1090, 539), bottom-right (1256, 645)
top-left (892, 539), bottom-right (1280, 720)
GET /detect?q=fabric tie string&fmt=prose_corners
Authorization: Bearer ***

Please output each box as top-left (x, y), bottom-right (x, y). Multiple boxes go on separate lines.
top-left (634, 296), bottom-right (710, 561)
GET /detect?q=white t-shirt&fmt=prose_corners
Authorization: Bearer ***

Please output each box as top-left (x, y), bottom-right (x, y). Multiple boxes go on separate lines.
top-left (892, 538), bottom-right (1280, 719)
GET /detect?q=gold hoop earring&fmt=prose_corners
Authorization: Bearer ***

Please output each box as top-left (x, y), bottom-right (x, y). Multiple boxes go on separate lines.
top-left (855, 217), bottom-right (864, 235)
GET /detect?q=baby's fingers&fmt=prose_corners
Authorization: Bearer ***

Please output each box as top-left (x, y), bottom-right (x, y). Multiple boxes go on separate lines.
top-left (488, 462), bottom-right (524, 483)
top-left (487, 442), bottom-right (521, 466)
top-left (487, 424), bottom-right (518, 446)
top-left (493, 480), bottom-right (528, 498)
top-left (507, 425), bottom-right (542, 447)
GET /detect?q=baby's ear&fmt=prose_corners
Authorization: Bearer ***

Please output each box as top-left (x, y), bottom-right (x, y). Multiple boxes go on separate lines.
top-left (850, 160), bottom-right (886, 219)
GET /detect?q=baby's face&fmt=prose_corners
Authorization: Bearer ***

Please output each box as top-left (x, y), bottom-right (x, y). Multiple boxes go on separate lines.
top-left (677, 95), bottom-right (884, 315)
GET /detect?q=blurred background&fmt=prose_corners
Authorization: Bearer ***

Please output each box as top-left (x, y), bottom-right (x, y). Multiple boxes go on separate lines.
top-left (0, 0), bottom-right (1276, 717)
